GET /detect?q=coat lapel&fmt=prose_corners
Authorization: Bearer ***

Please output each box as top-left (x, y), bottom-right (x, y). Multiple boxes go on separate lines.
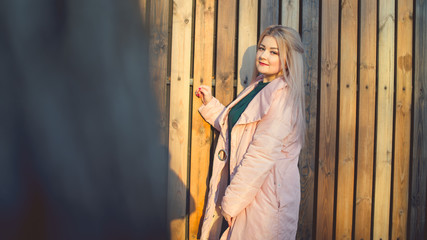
top-left (235, 76), bottom-right (287, 125)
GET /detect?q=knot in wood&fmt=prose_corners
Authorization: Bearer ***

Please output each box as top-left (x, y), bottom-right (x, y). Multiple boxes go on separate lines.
top-left (155, 39), bottom-right (166, 54)
top-left (401, 11), bottom-right (413, 21)
top-left (412, 195), bottom-right (420, 205)
top-left (198, 126), bottom-right (205, 134)
top-left (243, 76), bottom-right (248, 85)
top-left (172, 120), bottom-right (179, 129)
top-left (300, 163), bottom-right (310, 176)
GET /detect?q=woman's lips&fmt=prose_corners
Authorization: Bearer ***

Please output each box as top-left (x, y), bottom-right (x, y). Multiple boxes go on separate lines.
top-left (259, 62), bottom-right (268, 66)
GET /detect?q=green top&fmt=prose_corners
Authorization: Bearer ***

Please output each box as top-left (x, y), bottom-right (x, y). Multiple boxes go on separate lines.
top-left (228, 81), bottom-right (269, 131)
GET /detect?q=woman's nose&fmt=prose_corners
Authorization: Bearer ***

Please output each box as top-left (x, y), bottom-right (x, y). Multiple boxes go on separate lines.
top-left (259, 51), bottom-right (268, 59)
top-left (263, 49), bottom-right (272, 57)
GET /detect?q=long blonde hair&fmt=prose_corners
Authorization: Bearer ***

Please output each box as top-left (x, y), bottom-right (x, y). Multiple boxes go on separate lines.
top-left (251, 25), bottom-right (306, 143)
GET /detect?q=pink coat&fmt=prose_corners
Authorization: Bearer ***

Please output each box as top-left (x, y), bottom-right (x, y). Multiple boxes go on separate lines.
top-left (198, 76), bottom-right (302, 240)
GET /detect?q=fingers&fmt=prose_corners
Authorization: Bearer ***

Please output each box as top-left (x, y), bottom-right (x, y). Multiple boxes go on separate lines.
top-left (196, 85), bottom-right (210, 96)
top-left (195, 88), bottom-right (201, 98)
top-left (194, 85), bottom-right (212, 105)
top-left (199, 85), bottom-right (211, 93)
top-left (195, 85), bottom-right (206, 97)
top-left (226, 216), bottom-right (232, 227)
top-left (220, 208), bottom-right (232, 227)
top-left (223, 215), bottom-right (231, 227)
top-left (194, 87), bottom-right (202, 98)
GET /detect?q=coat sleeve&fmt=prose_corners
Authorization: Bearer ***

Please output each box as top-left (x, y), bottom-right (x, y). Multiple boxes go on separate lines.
top-left (198, 97), bottom-right (226, 131)
top-left (221, 90), bottom-right (294, 217)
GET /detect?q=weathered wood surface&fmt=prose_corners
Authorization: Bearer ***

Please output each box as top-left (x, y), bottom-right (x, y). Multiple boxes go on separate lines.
top-left (142, 0), bottom-right (426, 238)
top-left (189, 0), bottom-right (215, 239)
top-left (296, 0), bottom-right (319, 239)
top-left (215, 0), bottom-right (237, 105)
top-left (335, 0), bottom-right (358, 238)
top-left (392, 0), bottom-right (413, 239)
top-left (316, 0), bottom-right (339, 239)
top-left (237, 0), bottom-right (258, 94)
top-left (410, 0), bottom-right (427, 239)
top-left (260, 0), bottom-right (279, 34)
top-left (373, 0), bottom-right (395, 239)
top-left (149, 0), bottom-right (170, 146)
top-left (281, 0), bottom-right (300, 31)
top-left (168, 0), bottom-right (193, 239)
top-left (354, 0), bottom-right (377, 239)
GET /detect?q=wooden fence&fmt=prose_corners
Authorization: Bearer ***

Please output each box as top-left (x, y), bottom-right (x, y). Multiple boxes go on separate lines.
top-left (141, 0), bottom-right (427, 239)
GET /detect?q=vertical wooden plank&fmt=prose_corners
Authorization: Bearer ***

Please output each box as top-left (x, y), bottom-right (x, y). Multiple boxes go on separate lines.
top-left (409, 0), bottom-right (427, 238)
top-left (335, 0), bottom-right (358, 238)
top-left (281, 0), bottom-right (300, 31)
top-left (296, 0), bottom-right (319, 239)
top-left (189, 0), bottom-right (215, 239)
top-left (316, 0), bottom-right (339, 239)
top-left (216, 0), bottom-right (237, 105)
top-left (373, 0), bottom-right (395, 238)
top-left (168, 0), bottom-right (193, 239)
top-left (139, 0), bottom-right (147, 24)
top-left (149, 0), bottom-right (170, 148)
top-left (237, 0), bottom-right (258, 94)
top-left (354, 0), bottom-right (377, 239)
top-left (392, 0), bottom-right (413, 239)
top-left (260, 0), bottom-right (279, 34)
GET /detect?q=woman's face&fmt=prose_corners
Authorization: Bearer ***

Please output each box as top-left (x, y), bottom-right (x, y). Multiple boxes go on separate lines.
top-left (255, 35), bottom-right (284, 82)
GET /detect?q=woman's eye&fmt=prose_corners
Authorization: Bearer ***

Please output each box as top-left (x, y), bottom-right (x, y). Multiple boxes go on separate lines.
top-left (258, 47), bottom-right (265, 51)
top-left (271, 51), bottom-right (278, 55)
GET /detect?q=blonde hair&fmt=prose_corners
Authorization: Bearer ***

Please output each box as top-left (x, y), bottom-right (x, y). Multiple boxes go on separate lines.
top-left (251, 25), bottom-right (306, 143)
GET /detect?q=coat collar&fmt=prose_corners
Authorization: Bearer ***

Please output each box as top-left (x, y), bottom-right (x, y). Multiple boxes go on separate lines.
top-left (219, 75), bottom-right (288, 126)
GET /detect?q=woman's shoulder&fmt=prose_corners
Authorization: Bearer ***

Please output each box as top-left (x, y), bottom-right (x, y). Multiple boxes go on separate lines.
top-left (264, 76), bottom-right (289, 97)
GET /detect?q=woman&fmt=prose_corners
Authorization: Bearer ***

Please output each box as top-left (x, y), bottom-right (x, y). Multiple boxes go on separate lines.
top-left (195, 25), bottom-right (305, 240)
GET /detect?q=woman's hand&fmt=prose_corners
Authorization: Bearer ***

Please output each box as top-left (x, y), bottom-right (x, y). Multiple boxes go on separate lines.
top-left (221, 208), bottom-right (232, 227)
top-left (195, 85), bottom-right (213, 105)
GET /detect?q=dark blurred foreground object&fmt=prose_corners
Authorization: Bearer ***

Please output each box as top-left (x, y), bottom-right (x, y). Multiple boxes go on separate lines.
top-left (0, 0), bottom-right (168, 239)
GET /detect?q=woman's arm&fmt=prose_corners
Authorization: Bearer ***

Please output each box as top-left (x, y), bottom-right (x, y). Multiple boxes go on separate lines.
top-left (196, 85), bottom-right (226, 131)
top-left (198, 97), bottom-right (225, 131)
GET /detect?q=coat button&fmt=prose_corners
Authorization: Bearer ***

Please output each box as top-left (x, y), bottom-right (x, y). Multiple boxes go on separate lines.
top-left (218, 149), bottom-right (228, 161)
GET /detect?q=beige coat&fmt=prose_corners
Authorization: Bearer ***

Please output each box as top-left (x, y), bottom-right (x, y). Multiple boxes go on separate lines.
top-left (198, 76), bottom-right (301, 240)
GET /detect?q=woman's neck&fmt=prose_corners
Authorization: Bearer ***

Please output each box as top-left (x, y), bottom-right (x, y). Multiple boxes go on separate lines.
top-left (263, 74), bottom-right (281, 83)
